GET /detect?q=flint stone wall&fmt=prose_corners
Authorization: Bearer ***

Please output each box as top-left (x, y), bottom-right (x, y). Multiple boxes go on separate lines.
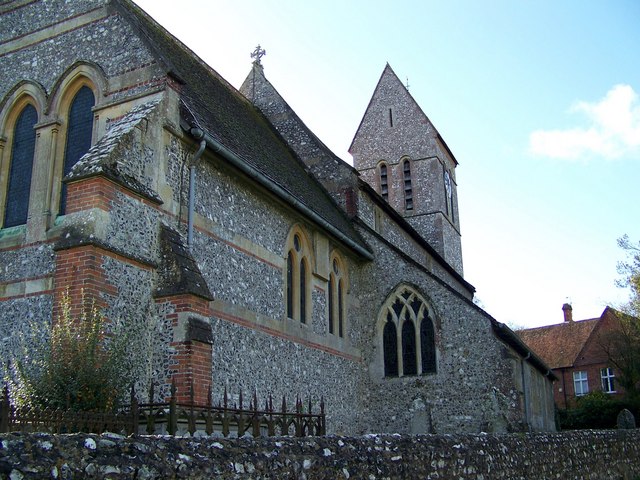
top-left (1, 430), bottom-right (639, 479)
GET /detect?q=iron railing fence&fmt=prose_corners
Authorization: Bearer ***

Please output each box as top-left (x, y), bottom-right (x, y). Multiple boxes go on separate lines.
top-left (0, 380), bottom-right (325, 438)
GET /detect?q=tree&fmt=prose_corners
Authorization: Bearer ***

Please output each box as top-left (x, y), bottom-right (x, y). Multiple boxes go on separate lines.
top-left (617, 235), bottom-right (640, 317)
top-left (597, 236), bottom-right (640, 400)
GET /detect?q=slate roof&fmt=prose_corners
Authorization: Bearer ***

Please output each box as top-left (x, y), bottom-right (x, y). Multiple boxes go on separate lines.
top-left (113, 0), bottom-right (370, 258)
top-left (517, 318), bottom-right (600, 370)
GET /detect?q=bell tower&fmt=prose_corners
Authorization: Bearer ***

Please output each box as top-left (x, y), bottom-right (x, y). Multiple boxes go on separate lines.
top-left (349, 64), bottom-right (463, 275)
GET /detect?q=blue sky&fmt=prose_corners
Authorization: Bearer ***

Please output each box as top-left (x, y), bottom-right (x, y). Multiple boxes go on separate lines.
top-left (136, 0), bottom-right (640, 328)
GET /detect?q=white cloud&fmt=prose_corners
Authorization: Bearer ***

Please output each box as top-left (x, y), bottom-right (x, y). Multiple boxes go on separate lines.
top-left (529, 84), bottom-right (640, 160)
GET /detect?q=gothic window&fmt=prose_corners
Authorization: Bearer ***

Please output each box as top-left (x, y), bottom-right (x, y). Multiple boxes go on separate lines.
top-left (402, 316), bottom-right (417, 375)
top-left (444, 169), bottom-right (454, 221)
top-left (420, 311), bottom-right (437, 373)
top-left (379, 163), bottom-right (389, 201)
top-left (403, 159), bottom-right (413, 211)
top-left (59, 86), bottom-right (95, 215)
top-left (328, 255), bottom-right (347, 337)
top-left (379, 286), bottom-right (437, 377)
top-left (3, 104), bottom-right (37, 228)
top-left (383, 314), bottom-right (398, 377)
top-left (299, 258), bottom-right (307, 324)
top-left (285, 229), bottom-right (312, 323)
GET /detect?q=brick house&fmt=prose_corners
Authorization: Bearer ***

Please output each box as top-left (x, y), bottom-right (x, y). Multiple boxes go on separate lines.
top-left (517, 304), bottom-right (625, 410)
top-left (0, 0), bottom-right (556, 433)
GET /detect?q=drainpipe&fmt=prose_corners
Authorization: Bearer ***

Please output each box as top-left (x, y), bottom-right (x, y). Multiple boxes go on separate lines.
top-left (188, 128), bottom-right (206, 251)
top-left (188, 127), bottom-right (374, 261)
top-left (521, 352), bottom-right (531, 431)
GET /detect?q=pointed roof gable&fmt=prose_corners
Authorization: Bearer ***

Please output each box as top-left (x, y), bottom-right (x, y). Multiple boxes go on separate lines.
top-left (240, 63), bottom-right (357, 177)
top-left (239, 64), bottom-right (362, 212)
top-left (349, 63), bottom-right (458, 166)
top-left (113, 0), bottom-right (370, 258)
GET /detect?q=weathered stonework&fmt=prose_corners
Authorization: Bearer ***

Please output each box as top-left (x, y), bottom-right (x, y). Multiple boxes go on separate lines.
top-left (0, 0), bottom-right (556, 437)
top-left (2, 430), bottom-right (640, 480)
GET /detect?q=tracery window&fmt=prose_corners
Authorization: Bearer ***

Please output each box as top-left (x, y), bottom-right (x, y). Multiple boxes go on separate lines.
top-left (403, 159), bottom-right (413, 211)
top-left (59, 85), bottom-right (95, 215)
top-left (2, 103), bottom-right (37, 228)
top-left (379, 162), bottom-right (389, 201)
top-left (328, 254), bottom-right (347, 337)
top-left (285, 229), bottom-right (312, 323)
top-left (380, 286), bottom-right (437, 377)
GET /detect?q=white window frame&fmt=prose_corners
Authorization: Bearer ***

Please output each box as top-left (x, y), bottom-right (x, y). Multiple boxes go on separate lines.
top-left (601, 367), bottom-right (616, 394)
top-left (573, 371), bottom-right (589, 396)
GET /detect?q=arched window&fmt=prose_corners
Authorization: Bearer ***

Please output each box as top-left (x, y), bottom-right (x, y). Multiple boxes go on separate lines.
top-left (299, 257), bottom-right (307, 324)
top-left (444, 170), bottom-right (454, 221)
top-left (402, 316), bottom-right (417, 375)
top-left (379, 162), bottom-right (389, 201)
top-left (59, 85), bottom-right (95, 214)
top-left (285, 229), bottom-right (312, 323)
top-left (379, 286), bottom-right (437, 377)
top-left (420, 311), bottom-right (437, 374)
top-left (403, 159), bottom-right (413, 211)
top-left (3, 104), bottom-right (37, 228)
top-left (383, 314), bottom-right (398, 377)
top-left (328, 255), bottom-right (347, 337)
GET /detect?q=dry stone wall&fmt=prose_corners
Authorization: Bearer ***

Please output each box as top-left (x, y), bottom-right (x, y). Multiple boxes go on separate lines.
top-left (2, 430), bottom-right (639, 479)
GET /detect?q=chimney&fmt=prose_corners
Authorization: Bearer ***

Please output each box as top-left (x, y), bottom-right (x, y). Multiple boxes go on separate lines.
top-left (562, 303), bottom-right (573, 322)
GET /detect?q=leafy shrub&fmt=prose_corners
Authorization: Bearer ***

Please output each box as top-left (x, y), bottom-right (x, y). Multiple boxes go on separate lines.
top-left (12, 292), bottom-right (132, 412)
top-left (558, 391), bottom-right (640, 430)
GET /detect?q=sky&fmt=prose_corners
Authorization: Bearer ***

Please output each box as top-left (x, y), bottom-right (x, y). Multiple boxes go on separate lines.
top-left (135, 0), bottom-right (640, 329)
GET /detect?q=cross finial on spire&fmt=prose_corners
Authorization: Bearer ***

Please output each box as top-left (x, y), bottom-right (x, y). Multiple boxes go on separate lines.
top-left (251, 45), bottom-right (266, 66)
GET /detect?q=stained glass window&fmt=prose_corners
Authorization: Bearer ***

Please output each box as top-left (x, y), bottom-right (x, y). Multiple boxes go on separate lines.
top-left (4, 104), bottom-right (37, 228)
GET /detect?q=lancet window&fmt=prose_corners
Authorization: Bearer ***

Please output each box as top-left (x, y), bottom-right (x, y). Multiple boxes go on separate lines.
top-left (379, 162), bottom-right (389, 201)
top-left (59, 85), bottom-right (95, 214)
top-left (285, 229), bottom-right (312, 324)
top-left (2, 103), bottom-right (37, 228)
top-left (328, 254), bottom-right (347, 338)
top-left (403, 159), bottom-right (413, 211)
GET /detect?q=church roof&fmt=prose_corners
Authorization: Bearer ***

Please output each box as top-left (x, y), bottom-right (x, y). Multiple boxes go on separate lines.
top-left (516, 317), bottom-right (600, 370)
top-left (113, 0), bottom-right (371, 258)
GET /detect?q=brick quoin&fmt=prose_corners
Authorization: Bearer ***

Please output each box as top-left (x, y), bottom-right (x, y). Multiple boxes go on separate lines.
top-left (53, 245), bottom-right (116, 322)
top-left (65, 176), bottom-right (118, 214)
top-left (156, 295), bottom-right (213, 404)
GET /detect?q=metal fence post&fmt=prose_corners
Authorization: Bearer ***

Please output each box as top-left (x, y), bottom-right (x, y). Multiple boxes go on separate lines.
top-left (0, 383), bottom-right (10, 433)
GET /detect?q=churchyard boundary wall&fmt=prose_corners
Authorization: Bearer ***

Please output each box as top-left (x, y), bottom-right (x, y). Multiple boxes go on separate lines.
top-left (1, 429), bottom-right (639, 479)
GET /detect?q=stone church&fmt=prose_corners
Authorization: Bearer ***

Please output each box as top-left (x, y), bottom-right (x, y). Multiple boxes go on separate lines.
top-left (0, 0), bottom-right (556, 433)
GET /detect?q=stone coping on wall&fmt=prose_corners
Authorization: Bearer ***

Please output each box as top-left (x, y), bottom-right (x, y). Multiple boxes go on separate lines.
top-left (1, 430), bottom-right (639, 479)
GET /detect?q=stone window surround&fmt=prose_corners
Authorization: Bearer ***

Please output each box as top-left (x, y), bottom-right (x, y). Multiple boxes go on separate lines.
top-left (0, 92), bottom-right (40, 229)
top-left (377, 284), bottom-right (439, 379)
top-left (377, 160), bottom-right (389, 202)
top-left (328, 251), bottom-right (348, 338)
top-left (0, 63), bottom-right (106, 240)
top-left (402, 157), bottom-right (413, 212)
top-left (284, 225), bottom-right (313, 324)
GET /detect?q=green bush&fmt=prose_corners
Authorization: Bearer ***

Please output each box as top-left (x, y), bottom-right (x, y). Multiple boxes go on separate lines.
top-left (12, 292), bottom-right (132, 412)
top-left (557, 391), bottom-right (640, 430)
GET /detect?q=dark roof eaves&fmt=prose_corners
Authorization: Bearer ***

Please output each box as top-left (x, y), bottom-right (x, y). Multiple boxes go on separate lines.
top-left (359, 179), bottom-right (472, 293)
top-left (185, 124), bottom-right (374, 261)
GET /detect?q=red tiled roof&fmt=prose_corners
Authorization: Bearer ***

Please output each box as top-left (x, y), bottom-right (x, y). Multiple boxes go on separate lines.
top-left (517, 319), bottom-right (599, 369)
